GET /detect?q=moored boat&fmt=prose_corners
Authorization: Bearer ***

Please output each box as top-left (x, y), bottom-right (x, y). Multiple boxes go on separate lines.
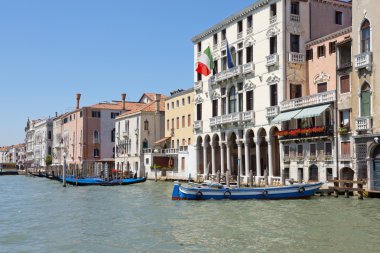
top-left (172, 181), bottom-right (323, 200)
top-left (62, 176), bottom-right (147, 186)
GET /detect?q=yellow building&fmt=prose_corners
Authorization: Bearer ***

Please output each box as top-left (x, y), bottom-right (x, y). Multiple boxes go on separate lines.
top-left (165, 88), bottom-right (194, 148)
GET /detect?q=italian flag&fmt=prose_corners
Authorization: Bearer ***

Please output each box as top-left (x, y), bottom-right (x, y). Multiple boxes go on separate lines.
top-left (196, 46), bottom-right (214, 76)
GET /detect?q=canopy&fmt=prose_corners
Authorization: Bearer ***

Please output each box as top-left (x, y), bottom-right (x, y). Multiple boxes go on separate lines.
top-left (154, 136), bottom-right (171, 145)
top-left (272, 109), bottom-right (302, 123)
top-left (293, 104), bottom-right (330, 119)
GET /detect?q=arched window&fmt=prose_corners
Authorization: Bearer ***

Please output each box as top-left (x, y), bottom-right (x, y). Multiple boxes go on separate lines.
top-left (94, 130), bottom-right (99, 144)
top-left (93, 148), bottom-right (100, 158)
top-left (142, 139), bottom-right (148, 149)
top-left (361, 83), bottom-right (371, 117)
top-left (229, 86), bottom-right (237, 113)
top-left (361, 19), bottom-right (370, 53)
top-left (144, 120), bottom-right (149, 131)
top-left (111, 128), bottom-right (115, 142)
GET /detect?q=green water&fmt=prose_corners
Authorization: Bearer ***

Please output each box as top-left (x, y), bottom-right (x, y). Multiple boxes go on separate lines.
top-left (0, 176), bottom-right (379, 253)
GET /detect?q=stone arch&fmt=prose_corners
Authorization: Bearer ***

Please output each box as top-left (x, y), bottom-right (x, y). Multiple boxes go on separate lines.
top-left (269, 126), bottom-right (280, 177)
top-left (228, 131), bottom-right (238, 176)
top-left (212, 134), bottom-right (221, 176)
top-left (203, 135), bottom-right (212, 176)
top-left (309, 164), bottom-right (319, 181)
top-left (245, 129), bottom-right (256, 177)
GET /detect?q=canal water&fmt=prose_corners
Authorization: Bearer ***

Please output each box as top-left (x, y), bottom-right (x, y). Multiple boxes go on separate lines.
top-left (0, 176), bottom-right (379, 253)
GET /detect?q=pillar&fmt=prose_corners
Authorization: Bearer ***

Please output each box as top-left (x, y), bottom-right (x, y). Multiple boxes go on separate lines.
top-left (255, 138), bottom-right (261, 183)
top-left (266, 136), bottom-right (273, 182)
top-left (226, 142), bottom-right (231, 173)
top-left (220, 142), bottom-right (225, 175)
top-left (211, 143), bottom-right (216, 175)
top-left (195, 146), bottom-right (200, 175)
top-left (244, 140), bottom-right (250, 179)
top-left (203, 142), bottom-right (208, 176)
top-left (237, 141), bottom-right (243, 176)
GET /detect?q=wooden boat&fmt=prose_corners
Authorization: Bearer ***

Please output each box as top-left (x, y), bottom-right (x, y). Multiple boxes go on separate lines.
top-left (63, 177), bottom-right (146, 186)
top-left (172, 181), bottom-right (323, 200)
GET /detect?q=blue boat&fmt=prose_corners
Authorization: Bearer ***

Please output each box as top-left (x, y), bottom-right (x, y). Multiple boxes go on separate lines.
top-left (100, 177), bottom-right (147, 186)
top-left (172, 181), bottom-right (323, 200)
top-left (62, 176), bottom-right (146, 186)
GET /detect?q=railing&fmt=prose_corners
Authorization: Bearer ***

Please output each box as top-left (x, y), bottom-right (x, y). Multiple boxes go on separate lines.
top-left (356, 116), bottom-right (372, 131)
top-left (339, 154), bottom-right (351, 161)
top-left (266, 53), bottom-right (279, 66)
top-left (242, 62), bottom-right (254, 75)
top-left (269, 16), bottom-right (277, 24)
top-left (277, 126), bottom-right (334, 140)
top-left (179, 146), bottom-right (188, 152)
top-left (266, 106), bottom-right (280, 118)
top-left (210, 112), bottom-right (242, 127)
top-left (247, 26), bottom-right (253, 35)
top-left (214, 66), bottom-right (242, 83)
top-left (194, 120), bottom-right (202, 130)
top-left (354, 51), bottom-right (372, 70)
top-left (237, 32), bottom-right (243, 39)
top-left (242, 111), bottom-right (254, 122)
top-left (290, 14), bottom-right (300, 22)
top-left (289, 52), bottom-right (304, 64)
top-left (194, 81), bottom-right (202, 92)
top-left (280, 90), bottom-right (335, 111)
top-left (164, 148), bottom-right (179, 154)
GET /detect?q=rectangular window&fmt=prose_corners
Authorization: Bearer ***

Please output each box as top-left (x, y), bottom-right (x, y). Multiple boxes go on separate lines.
top-left (291, 1), bottom-right (300, 15)
top-left (213, 33), bottom-right (218, 45)
top-left (92, 111), bottom-right (101, 118)
top-left (270, 84), bottom-right (278, 106)
top-left (197, 72), bottom-right (202, 81)
top-left (317, 45), bottom-right (326, 58)
top-left (80, 111), bottom-right (83, 117)
top-left (222, 57), bottom-right (227, 71)
top-left (238, 82), bottom-right (243, 91)
top-left (171, 118), bottom-right (174, 129)
top-left (325, 142), bottom-right (332, 156)
top-left (197, 42), bottom-right (202, 52)
top-left (246, 91), bottom-right (253, 111)
top-left (176, 117), bottom-right (179, 129)
top-left (222, 97), bottom-right (227, 115)
top-left (176, 100), bottom-right (179, 107)
top-left (247, 15), bottom-right (253, 28)
top-left (182, 116), bottom-right (185, 128)
top-left (340, 75), bottom-right (350, 93)
top-left (196, 104), bottom-right (202, 121)
top-left (335, 11), bottom-right (343, 25)
top-left (237, 51), bottom-right (243, 65)
top-left (188, 138), bottom-right (191, 146)
top-left (213, 60), bottom-right (218, 75)
top-left (188, 114), bottom-right (191, 127)
top-left (212, 100), bottom-right (218, 117)
top-left (237, 20), bottom-right (243, 33)
top-left (341, 142), bottom-right (350, 157)
top-left (326, 168), bottom-right (333, 181)
top-left (182, 98), bottom-right (185, 106)
top-left (317, 82), bottom-right (327, 93)
top-left (290, 84), bottom-right (302, 99)
top-left (339, 110), bottom-right (350, 128)
top-left (188, 96), bottom-right (191, 104)
top-left (329, 41), bottom-right (336, 54)
top-left (63, 118), bottom-right (68, 124)
top-left (270, 3), bottom-right (277, 17)
top-left (111, 112), bottom-right (119, 119)
top-left (166, 103), bottom-right (169, 110)
top-left (290, 34), bottom-right (300, 53)
top-left (284, 145), bottom-right (290, 156)
top-left (284, 168), bottom-right (290, 179)
top-left (270, 36), bottom-right (277, 54)
top-left (310, 143), bottom-right (316, 156)
top-left (221, 87), bottom-right (226, 96)
top-left (171, 102), bottom-right (174, 109)
top-left (238, 93), bottom-right (243, 112)
top-left (297, 144), bottom-right (303, 156)
top-left (306, 49), bottom-right (313, 60)
top-left (221, 29), bottom-right (226, 41)
top-left (167, 119), bottom-right (169, 131)
top-left (246, 46), bottom-right (253, 63)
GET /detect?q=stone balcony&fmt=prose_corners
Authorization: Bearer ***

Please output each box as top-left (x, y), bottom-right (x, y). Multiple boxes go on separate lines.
top-left (242, 62), bottom-right (255, 75)
top-left (194, 120), bottom-right (202, 130)
top-left (356, 116), bottom-right (372, 131)
top-left (247, 27), bottom-right (253, 35)
top-left (269, 15), bottom-right (277, 24)
top-left (354, 51), bottom-right (372, 71)
top-left (288, 52), bottom-right (304, 64)
top-left (280, 90), bottom-right (336, 111)
top-left (266, 53), bottom-right (279, 67)
top-left (237, 32), bottom-right (243, 40)
top-left (215, 66), bottom-right (242, 83)
top-left (194, 81), bottom-right (202, 92)
top-left (209, 64), bottom-right (253, 88)
top-left (266, 105), bottom-right (280, 118)
top-left (210, 111), bottom-right (254, 127)
top-left (290, 14), bottom-right (300, 22)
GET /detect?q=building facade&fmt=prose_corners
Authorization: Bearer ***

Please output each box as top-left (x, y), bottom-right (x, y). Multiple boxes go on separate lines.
top-left (191, 0), bottom-right (351, 183)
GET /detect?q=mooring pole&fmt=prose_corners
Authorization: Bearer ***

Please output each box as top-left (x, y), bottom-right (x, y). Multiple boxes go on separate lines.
top-left (154, 164), bottom-right (157, 182)
top-left (62, 154), bottom-right (67, 187)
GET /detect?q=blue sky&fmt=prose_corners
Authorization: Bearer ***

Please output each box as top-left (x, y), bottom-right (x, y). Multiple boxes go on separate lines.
top-left (0, 0), bottom-right (256, 146)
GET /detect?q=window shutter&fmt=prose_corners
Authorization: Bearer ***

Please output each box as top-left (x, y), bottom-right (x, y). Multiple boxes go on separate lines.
top-left (361, 91), bottom-right (371, 117)
top-left (340, 75), bottom-right (350, 93)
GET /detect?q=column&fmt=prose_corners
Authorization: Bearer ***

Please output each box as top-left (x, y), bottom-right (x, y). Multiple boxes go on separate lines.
top-left (195, 146), bottom-right (200, 175)
top-left (203, 143), bottom-right (208, 175)
top-left (266, 136), bottom-right (273, 179)
top-left (255, 138), bottom-right (261, 183)
top-left (237, 141), bottom-right (243, 176)
top-left (220, 142), bottom-right (225, 175)
top-left (211, 144), bottom-right (216, 175)
top-left (244, 140), bottom-right (250, 178)
top-left (226, 142), bottom-right (231, 173)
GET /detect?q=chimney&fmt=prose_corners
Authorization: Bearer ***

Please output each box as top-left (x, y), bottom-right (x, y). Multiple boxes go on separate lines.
top-left (155, 94), bottom-right (161, 112)
top-left (76, 93), bottom-right (81, 110)
top-left (121, 93), bottom-right (126, 110)
top-left (55, 112), bottom-right (58, 117)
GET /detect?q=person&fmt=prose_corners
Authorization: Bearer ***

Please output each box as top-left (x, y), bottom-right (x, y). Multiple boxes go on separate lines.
top-left (133, 172), bottom-right (137, 179)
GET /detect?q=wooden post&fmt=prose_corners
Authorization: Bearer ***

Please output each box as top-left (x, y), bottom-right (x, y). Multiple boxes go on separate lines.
top-left (249, 170), bottom-right (253, 187)
top-left (333, 177), bottom-right (339, 198)
top-left (358, 179), bottom-right (363, 200)
top-left (226, 170), bottom-right (230, 188)
top-left (62, 156), bottom-right (67, 187)
top-left (154, 164), bottom-right (157, 182)
top-left (217, 170), bottom-right (221, 183)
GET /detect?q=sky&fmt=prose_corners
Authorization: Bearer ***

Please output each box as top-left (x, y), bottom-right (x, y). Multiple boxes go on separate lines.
top-left (0, 0), bottom-right (256, 146)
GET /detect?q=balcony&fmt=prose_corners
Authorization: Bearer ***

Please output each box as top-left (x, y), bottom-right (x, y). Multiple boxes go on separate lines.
top-left (288, 52), bottom-right (304, 64)
top-left (208, 75), bottom-right (217, 88)
top-left (242, 62), bottom-right (255, 75)
top-left (214, 66), bottom-right (242, 83)
top-left (280, 90), bottom-right (336, 111)
top-left (266, 106), bottom-right (280, 118)
top-left (194, 81), bottom-right (202, 92)
top-left (247, 27), bottom-right (253, 35)
top-left (276, 126), bottom-right (334, 140)
top-left (210, 112), bottom-right (242, 127)
top-left (242, 111), bottom-right (255, 122)
top-left (356, 116), bottom-right (372, 131)
top-left (354, 52), bottom-right (372, 71)
top-left (266, 53), bottom-right (279, 67)
top-left (221, 40), bottom-right (226, 47)
top-left (270, 16), bottom-right (277, 24)
top-left (290, 14), bottom-right (300, 22)
top-left (194, 120), bottom-right (202, 130)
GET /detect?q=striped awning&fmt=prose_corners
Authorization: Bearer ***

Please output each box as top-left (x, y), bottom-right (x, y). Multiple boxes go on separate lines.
top-left (272, 109), bottom-right (302, 123)
top-left (293, 104), bottom-right (330, 119)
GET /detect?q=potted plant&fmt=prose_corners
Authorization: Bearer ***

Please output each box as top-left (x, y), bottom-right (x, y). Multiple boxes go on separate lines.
top-left (339, 127), bottom-right (349, 134)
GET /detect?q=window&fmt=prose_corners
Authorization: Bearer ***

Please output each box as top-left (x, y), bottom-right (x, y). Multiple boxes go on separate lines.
top-left (142, 139), bottom-right (148, 149)
top-left (212, 100), bottom-right (218, 117)
top-left (270, 3), bottom-right (277, 17)
top-left (229, 86), bottom-right (237, 113)
top-left (93, 148), bottom-right (100, 158)
top-left (247, 15), bottom-right (253, 28)
top-left (166, 119), bottom-right (169, 131)
top-left (63, 117), bottom-right (68, 124)
top-left (188, 138), bottom-right (191, 146)
top-left (325, 142), bottom-right (332, 156)
top-left (196, 104), bottom-right (202, 121)
top-left (238, 93), bottom-right (243, 112)
top-left (237, 50), bottom-right (243, 65)
top-left (92, 111), bottom-right (101, 118)
top-left (335, 11), bottom-right (342, 25)
top-left (341, 142), bottom-right (350, 158)
top-left (221, 87), bottom-right (226, 96)
top-left (197, 42), bottom-right (202, 53)
top-left (326, 168), bottom-right (333, 181)
top-left (297, 144), bottom-right (303, 156)
top-left (317, 45), bottom-right (326, 57)
top-left (290, 34), bottom-right (300, 53)
top-left (221, 56), bottom-right (227, 71)
top-left (144, 120), bottom-right (149, 131)
top-left (246, 90), bottom-right (253, 111)
top-left (176, 100), bottom-right (179, 107)
top-left (329, 41), bottom-right (336, 54)
top-left (290, 84), bottom-right (302, 99)
top-left (213, 33), bottom-right (218, 45)
top-left (310, 143), bottom-right (316, 156)
top-left (188, 114), bottom-right (191, 127)
top-left (111, 112), bottom-right (120, 119)
top-left (146, 158), bottom-right (149, 165)
top-left (181, 157), bottom-right (186, 171)
top-left (176, 117), bottom-right (179, 129)
top-left (48, 146), bottom-right (52, 156)
top-left (182, 98), bottom-right (185, 106)
top-left (270, 84), bottom-right (278, 106)
top-left (291, 1), bottom-right (299, 15)
top-left (361, 20), bottom-right (370, 53)
top-left (270, 36), bottom-right (277, 54)
top-left (171, 118), bottom-right (174, 129)
top-left (213, 60), bottom-right (218, 75)
top-left (182, 116), bottom-right (185, 128)
top-left (317, 82), bottom-right (327, 93)
top-left (246, 46), bottom-right (253, 63)
top-left (166, 103), bottom-right (169, 110)
top-left (284, 145), bottom-right (290, 156)
top-left (222, 97), bottom-right (227, 115)
top-left (238, 82), bottom-right (243, 91)
top-left (111, 128), bottom-right (115, 142)
top-left (237, 20), bottom-right (243, 33)
top-left (339, 110), bottom-right (350, 128)
top-left (188, 96), bottom-right (191, 104)
top-left (171, 102), bottom-right (174, 109)
top-left (197, 72), bottom-right (202, 81)
top-left (48, 131), bottom-right (52, 140)
top-left (93, 130), bottom-right (99, 144)
top-left (306, 49), bottom-right (313, 60)
top-left (221, 29), bottom-right (226, 41)
top-left (284, 168), bottom-right (290, 179)
top-left (80, 111), bottom-right (83, 117)
top-left (340, 75), bottom-right (350, 93)
top-left (360, 83), bottom-right (371, 117)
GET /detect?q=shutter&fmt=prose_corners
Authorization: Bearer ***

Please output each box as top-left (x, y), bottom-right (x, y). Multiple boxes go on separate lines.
top-left (340, 75), bottom-right (349, 93)
top-left (374, 160), bottom-right (380, 191)
top-left (361, 91), bottom-right (371, 116)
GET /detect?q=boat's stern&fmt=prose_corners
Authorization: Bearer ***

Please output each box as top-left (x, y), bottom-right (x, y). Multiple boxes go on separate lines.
top-left (172, 182), bottom-right (181, 200)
